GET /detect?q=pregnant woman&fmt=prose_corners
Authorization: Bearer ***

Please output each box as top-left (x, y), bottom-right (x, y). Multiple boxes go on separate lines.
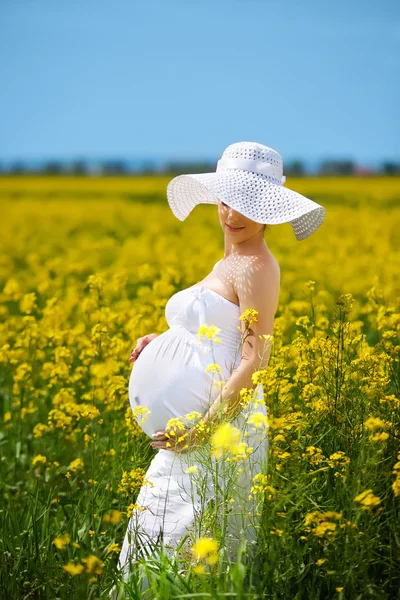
top-left (114, 141), bottom-right (326, 594)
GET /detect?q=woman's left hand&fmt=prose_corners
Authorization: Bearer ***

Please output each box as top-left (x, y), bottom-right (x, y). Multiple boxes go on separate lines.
top-left (150, 427), bottom-right (194, 453)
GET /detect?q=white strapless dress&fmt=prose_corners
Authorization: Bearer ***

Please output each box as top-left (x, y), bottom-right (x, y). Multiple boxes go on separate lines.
top-left (114, 283), bottom-right (269, 593)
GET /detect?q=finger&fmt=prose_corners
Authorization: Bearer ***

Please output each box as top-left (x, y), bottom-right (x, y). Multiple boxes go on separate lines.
top-left (151, 441), bottom-right (172, 449)
top-left (130, 347), bottom-right (143, 361)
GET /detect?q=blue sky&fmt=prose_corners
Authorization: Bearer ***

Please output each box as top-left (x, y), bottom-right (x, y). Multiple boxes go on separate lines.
top-left (0, 0), bottom-right (398, 166)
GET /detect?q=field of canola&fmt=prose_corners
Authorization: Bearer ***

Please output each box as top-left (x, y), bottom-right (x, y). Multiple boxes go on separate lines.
top-left (0, 175), bottom-right (399, 599)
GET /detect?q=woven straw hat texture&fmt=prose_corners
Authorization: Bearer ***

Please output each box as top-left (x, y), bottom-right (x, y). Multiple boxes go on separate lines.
top-left (167, 141), bottom-right (326, 241)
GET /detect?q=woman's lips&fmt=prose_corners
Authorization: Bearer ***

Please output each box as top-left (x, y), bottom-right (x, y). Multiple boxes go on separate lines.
top-left (226, 223), bottom-right (244, 232)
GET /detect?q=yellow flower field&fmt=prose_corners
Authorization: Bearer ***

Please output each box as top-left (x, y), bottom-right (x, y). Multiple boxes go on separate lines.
top-left (0, 175), bottom-right (399, 599)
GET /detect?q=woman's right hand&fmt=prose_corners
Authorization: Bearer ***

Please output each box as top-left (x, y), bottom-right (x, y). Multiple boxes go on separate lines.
top-left (129, 333), bottom-right (159, 363)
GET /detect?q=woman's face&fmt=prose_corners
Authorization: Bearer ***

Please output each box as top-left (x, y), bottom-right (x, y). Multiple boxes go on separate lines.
top-left (218, 200), bottom-right (265, 238)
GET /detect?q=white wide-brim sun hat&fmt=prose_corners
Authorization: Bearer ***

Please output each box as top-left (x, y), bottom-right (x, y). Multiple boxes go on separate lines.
top-left (166, 141), bottom-right (326, 241)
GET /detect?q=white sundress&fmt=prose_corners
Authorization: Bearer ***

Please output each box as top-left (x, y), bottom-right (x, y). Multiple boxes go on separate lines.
top-left (114, 283), bottom-right (270, 592)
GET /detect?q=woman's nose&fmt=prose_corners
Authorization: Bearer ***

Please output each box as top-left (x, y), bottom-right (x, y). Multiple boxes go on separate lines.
top-left (227, 206), bottom-right (239, 217)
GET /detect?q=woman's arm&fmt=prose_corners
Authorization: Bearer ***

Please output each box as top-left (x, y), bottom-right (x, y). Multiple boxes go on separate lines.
top-left (151, 257), bottom-right (280, 452)
top-left (196, 256), bottom-right (280, 433)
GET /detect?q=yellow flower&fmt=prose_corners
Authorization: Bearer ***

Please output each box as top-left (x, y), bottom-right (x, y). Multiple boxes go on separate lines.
top-left (392, 479), bottom-right (400, 497)
top-left (371, 432), bottom-right (389, 441)
top-left (69, 458), bottom-right (84, 472)
top-left (258, 334), bottom-right (274, 344)
top-left (107, 543), bottom-right (121, 553)
top-left (81, 554), bottom-right (104, 575)
top-left (192, 537), bottom-right (219, 565)
top-left (205, 363), bottom-right (222, 374)
top-left (239, 309), bottom-right (258, 326)
top-left (296, 316), bottom-right (311, 328)
top-left (251, 473), bottom-right (277, 498)
top-left (211, 422), bottom-right (242, 458)
top-left (354, 489), bottom-right (381, 510)
top-left (32, 454), bottom-right (47, 466)
top-left (251, 369), bottom-right (269, 386)
top-left (314, 522), bottom-right (336, 537)
top-left (3, 277), bottom-right (22, 301)
top-left (53, 532), bottom-right (71, 549)
top-left (33, 423), bottom-right (50, 438)
top-left (304, 510), bottom-right (342, 538)
top-left (336, 587), bottom-right (344, 592)
top-left (238, 387), bottom-right (254, 408)
top-left (103, 510), bottom-right (123, 525)
top-left (20, 292), bottom-right (37, 314)
top-left (183, 410), bottom-right (203, 422)
top-left (364, 417), bottom-right (387, 431)
top-left (278, 451), bottom-right (291, 460)
top-left (304, 280), bottom-right (316, 292)
top-left (324, 511), bottom-right (343, 521)
top-left (316, 558), bottom-right (328, 566)
top-left (304, 511), bottom-right (342, 526)
top-left (197, 324), bottom-right (222, 343)
top-left (131, 405), bottom-right (151, 424)
top-left (87, 274), bottom-right (105, 294)
top-left (126, 503), bottom-right (147, 518)
top-left (247, 412), bottom-right (269, 430)
top-left (327, 452), bottom-right (350, 469)
top-left (165, 416), bottom-right (186, 435)
top-left (193, 564), bottom-right (206, 575)
top-left (185, 465), bottom-right (198, 474)
top-left (63, 562), bottom-right (84, 575)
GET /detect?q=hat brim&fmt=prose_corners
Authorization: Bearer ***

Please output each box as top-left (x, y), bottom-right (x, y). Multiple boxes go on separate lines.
top-left (166, 170), bottom-right (326, 241)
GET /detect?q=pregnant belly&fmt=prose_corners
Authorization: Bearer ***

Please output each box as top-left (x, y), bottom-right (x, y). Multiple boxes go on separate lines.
top-left (128, 330), bottom-right (216, 437)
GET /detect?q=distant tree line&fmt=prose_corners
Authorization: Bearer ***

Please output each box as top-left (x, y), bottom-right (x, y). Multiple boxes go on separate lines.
top-left (0, 158), bottom-right (399, 176)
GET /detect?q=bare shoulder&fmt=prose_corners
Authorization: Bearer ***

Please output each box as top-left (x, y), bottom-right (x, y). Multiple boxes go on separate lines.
top-left (214, 251), bottom-right (279, 277)
top-left (235, 250), bottom-right (280, 316)
top-left (236, 250), bottom-right (280, 288)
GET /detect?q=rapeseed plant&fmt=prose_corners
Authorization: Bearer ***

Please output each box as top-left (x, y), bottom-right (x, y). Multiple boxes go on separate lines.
top-left (0, 176), bottom-right (399, 598)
